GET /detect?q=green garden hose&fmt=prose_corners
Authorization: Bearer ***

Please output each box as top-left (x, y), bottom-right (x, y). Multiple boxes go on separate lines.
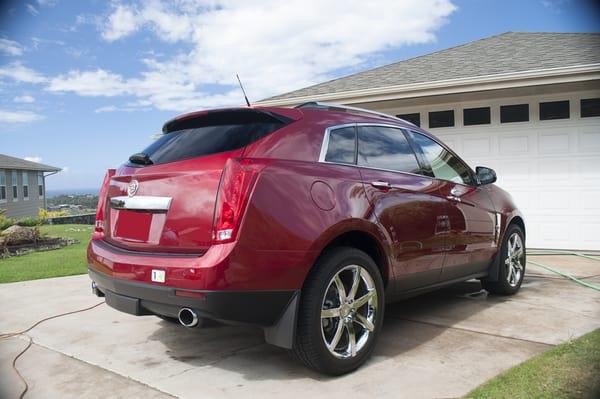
top-left (526, 250), bottom-right (600, 292)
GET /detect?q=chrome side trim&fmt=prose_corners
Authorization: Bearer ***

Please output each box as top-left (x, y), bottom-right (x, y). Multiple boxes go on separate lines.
top-left (110, 195), bottom-right (172, 211)
top-left (495, 213), bottom-right (502, 244)
top-left (318, 123), bottom-right (356, 162)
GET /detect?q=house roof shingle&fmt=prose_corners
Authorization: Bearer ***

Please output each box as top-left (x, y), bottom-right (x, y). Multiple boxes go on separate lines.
top-left (264, 32), bottom-right (600, 102)
top-left (0, 154), bottom-right (61, 172)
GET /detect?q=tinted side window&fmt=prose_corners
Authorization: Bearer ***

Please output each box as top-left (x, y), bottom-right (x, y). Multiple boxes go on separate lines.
top-left (357, 126), bottom-right (421, 174)
top-left (325, 127), bottom-right (356, 164)
top-left (410, 132), bottom-right (474, 185)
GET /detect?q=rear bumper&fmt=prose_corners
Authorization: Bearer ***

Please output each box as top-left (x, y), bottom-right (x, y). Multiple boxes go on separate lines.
top-left (89, 268), bottom-right (297, 327)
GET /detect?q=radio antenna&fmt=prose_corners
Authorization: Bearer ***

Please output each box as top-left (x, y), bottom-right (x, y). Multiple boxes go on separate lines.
top-left (236, 74), bottom-right (251, 107)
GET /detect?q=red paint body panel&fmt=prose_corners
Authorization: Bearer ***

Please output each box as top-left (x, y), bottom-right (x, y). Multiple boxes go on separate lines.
top-left (88, 105), bottom-right (524, 301)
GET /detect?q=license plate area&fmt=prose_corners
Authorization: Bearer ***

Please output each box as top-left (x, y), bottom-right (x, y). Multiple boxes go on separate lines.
top-left (113, 210), bottom-right (152, 241)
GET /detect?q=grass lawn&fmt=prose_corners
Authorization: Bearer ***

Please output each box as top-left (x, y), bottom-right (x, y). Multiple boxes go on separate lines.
top-left (466, 329), bottom-right (600, 399)
top-left (0, 224), bottom-right (92, 283)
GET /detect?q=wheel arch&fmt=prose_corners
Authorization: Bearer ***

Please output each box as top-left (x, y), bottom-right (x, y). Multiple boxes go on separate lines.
top-left (308, 224), bottom-right (391, 289)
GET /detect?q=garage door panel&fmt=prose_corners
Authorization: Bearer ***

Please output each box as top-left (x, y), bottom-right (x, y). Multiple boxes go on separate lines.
top-left (576, 157), bottom-right (600, 181)
top-left (539, 132), bottom-right (571, 154)
top-left (440, 117), bottom-right (600, 249)
top-left (538, 159), bottom-right (571, 182)
top-left (463, 137), bottom-right (492, 156)
top-left (578, 128), bottom-right (600, 152)
top-left (537, 190), bottom-right (572, 211)
top-left (499, 136), bottom-right (530, 155)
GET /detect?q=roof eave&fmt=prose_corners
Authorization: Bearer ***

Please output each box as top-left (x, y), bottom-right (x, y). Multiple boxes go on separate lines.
top-left (257, 63), bottom-right (600, 107)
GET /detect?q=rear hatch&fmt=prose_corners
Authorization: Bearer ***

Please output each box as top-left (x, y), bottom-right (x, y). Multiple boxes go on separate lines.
top-left (103, 109), bottom-right (294, 253)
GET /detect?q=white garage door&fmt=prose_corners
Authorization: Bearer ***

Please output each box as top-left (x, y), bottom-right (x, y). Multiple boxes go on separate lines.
top-left (436, 115), bottom-right (600, 250)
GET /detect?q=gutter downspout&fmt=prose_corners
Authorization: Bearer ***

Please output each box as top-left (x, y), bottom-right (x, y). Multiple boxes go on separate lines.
top-left (42, 171), bottom-right (59, 210)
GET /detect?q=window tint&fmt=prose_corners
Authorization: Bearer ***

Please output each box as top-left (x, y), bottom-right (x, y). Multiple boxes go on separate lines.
top-left (410, 132), bottom-right (474, 185)
top-left (463, 107), bottom-right (490, 126)
top-left (325, 127), bottom-right (356, 164)
top-left (357, 126), bottom-right (420, 174)
top-left (540, 100), bottom-right (569, 120)
top-left (500, 104), bottom-right (529, 123)
top-left (131, 111), bottom-right (288, 166)
top-left (581, 98), bottom-right (600, 118)
top-left (397, 113), bottom-right (421, 127)
top-left (429, 110), bottom-right (454, 128)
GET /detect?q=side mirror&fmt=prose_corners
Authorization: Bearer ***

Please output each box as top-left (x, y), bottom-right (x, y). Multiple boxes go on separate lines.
top-left (476, 166), bottom-right (497, 185)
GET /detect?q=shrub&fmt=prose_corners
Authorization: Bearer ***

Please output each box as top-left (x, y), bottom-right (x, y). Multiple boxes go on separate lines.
top-left (15, 216), bottom-right (44, 227)
top-left (39, 208), bottom-right (68, 219)
top-left (0, 215), bottom-right (13, 231)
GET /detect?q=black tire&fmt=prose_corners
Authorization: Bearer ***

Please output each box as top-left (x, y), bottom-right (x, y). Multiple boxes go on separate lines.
top-left (482, 224), bottom-right (526, 295)
top-left (293, 247), bottom-right (385, 375)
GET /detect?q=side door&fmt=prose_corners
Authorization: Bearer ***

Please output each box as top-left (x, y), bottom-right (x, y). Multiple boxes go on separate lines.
top-left (408, 131), bottom-right (498, 280)
top-left (356, 125), bottom-right (449, 292)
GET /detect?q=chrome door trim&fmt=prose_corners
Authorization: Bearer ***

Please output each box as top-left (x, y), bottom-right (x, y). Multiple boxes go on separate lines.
top-left (318, 123), bottom-right (356, 163)
top-left (110, 196), bottom-right (172, 211)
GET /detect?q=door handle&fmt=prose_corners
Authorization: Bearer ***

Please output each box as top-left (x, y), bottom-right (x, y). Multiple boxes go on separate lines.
top-left (446, 195), bottom-right (462, 203)
top-left (371, 181), bottom-right (392, 190)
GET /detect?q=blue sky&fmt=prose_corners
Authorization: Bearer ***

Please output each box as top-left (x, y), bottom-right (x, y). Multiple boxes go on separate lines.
top-left (0, 0), bottom-right (598, 190)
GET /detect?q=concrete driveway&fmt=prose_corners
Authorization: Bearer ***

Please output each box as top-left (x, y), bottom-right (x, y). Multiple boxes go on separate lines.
top-left (1, 255), bottom-right (599, 399)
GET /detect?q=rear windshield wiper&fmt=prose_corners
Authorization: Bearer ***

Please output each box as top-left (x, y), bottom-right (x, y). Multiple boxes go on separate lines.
top-left (129, 152), bottom-right (153, 165)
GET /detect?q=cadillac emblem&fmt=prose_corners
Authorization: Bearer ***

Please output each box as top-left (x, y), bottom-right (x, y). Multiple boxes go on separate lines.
top-left (128, 180), bottom-right (139, 197)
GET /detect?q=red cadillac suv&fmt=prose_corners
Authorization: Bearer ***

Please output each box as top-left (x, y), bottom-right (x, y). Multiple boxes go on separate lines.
top-left (88, 102), bottom-right (526, 375)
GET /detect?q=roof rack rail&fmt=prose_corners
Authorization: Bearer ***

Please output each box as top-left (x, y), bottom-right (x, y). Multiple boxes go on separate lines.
top-left (295, 101), bottom-right (415, 126)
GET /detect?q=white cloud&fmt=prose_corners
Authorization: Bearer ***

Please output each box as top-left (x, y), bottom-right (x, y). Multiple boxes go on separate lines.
top-left (46, 69), bottom-right (127, 96)
top-left (0, 39), bottom-right (23, 55)
top-left (52, 0), bottom-right (457, 111)
top-left (14, 95), bottom-right (35, 103)
top-left (24, 156), bottom-right (42, 163)
top-left (31, 37), bottom-right (66, 50)
top-left (102, 4), bottom-right (139, 41)
top-left (0, 62), bottom-right (47, 83)
top-left (0, 110), bottom-right (43, 123)
top-left (37, 0), bottom-right (58, 6)
top-left (0, 38), bottom-right (24, 56)
top-left (26, 4), bottom-right (39, 16)
top-left (94, 105), bottom-right (118, 113)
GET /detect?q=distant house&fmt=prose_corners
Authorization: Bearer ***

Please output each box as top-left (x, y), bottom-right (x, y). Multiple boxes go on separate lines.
top-left (0, 154), bottom-right (61, 218)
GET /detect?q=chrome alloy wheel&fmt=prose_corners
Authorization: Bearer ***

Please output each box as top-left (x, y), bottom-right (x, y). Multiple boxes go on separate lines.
top-left (505, 232), bottom-right (524, 287)
top-left (320, 265), bottom-right (378, 359)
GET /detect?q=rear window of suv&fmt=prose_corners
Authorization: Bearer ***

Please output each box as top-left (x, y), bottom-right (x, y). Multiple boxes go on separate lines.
top-left (128, 110), bottom-right (290, 166)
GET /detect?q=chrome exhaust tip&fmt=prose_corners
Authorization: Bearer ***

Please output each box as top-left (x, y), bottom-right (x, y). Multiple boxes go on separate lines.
top-left (91, 281), bottom-right (104, 297)
top-left (178, 308), bottom-right (199, 328)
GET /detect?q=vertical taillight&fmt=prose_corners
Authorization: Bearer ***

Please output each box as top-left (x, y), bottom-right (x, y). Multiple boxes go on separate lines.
top-left (212, 158), bottom-right (265, 244)
top-left (92, 168), bottom-right (116, 240)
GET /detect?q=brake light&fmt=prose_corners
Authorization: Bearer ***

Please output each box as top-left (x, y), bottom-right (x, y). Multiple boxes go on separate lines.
top-left (212, 158), bottom-right (265, 244)
top-left (92, 169), bottom-right (116, 240)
